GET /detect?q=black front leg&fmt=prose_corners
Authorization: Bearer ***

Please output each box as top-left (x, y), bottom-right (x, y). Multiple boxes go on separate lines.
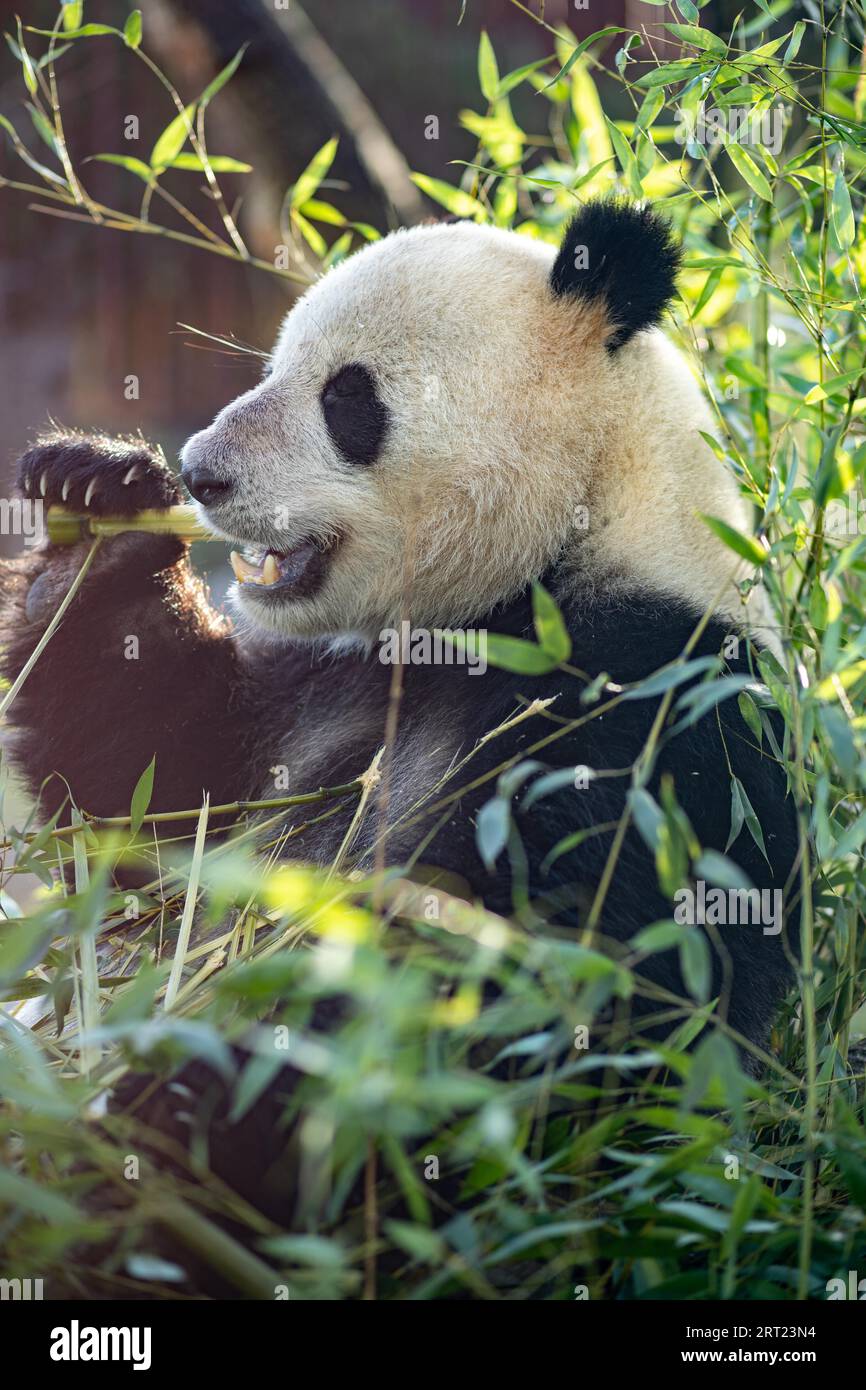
top-left (0, 433), bottom-right (257, 825)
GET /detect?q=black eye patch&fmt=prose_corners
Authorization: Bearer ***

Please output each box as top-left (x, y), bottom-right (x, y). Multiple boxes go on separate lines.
top-left (320, 363), bottom-right (388, 466)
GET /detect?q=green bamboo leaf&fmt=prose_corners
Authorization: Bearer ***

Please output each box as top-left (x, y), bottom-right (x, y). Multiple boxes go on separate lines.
top-left (726, 777), bottom-right (745, 852)
top-left (21, 50), bottom-right (37, 96)
top-left (150, 104), bottom-right (195, 169)
top-left (546, 27), bottom-right (629, 88)
top-left (622, 656), bottom-right (720, 702)
top-left (738, 692), bottom-right (763, 747)
top-left (804, 367), bottom-right (864, 405)
top-left (410, 173), bottom-right (485, 219)
top-left (701, 514), bottom-right (767, 566)
top-left (615, 33), bottom-right (643, 75)
top-left (483, 634), bottom-right (558, 675)
top-left (736, 777), bottom-right (768, 862)
top-left (532, 581), bottom-right (571, 662)
top-left (726, 142), bottom-right (773, 201)
top-left (784, 20), bottom-right (805, 65)
top-left (301, 199), bottom-right (347, 226)
top-left (664, 23), bottom-right (726, 55)
top-left (495, 58), bottom-right (548, 99)
top-left (130, 756), bottom-right (156, 837)
top-left (680, 930), bottom-right (711, 1002)
top-left (29, 24), bottom-right (119, 39)
top-left (123, 10), bottom-right (142, 49)
top-left (813, 423), bottom-right (847, 507)
top-left (200, 44), bottom-right (248, 108)
top-left (26, 103), bottom-right (60, 156)
top-left (90, 152), bottom-right (153, 182)
top-left (695, 848), bottom-right (754, 892)
top-left (605, 117), bottom-right (643, 196)
top-left (169, 153), bottom-right (252, 173)
top-left (0, 114), bottom-right (68, 186)
top-left (676, 675), bottom-right (753, 728)
top-left (62, 2), bottom-right (84, 30)
top-left (638, 60), bottom-right (704, 89)
top-left (293, 209), bottom-right (327, 258)
top-left (478, 31), bottom-right (499, 103)
top-left (0, 1170), bottom-right (80, 1224)
top-left (635, 88), bottom-right (665, 133)
top-left (690, 266), bottom-right (722, 319)
top-left (628, 788), bottom-right (664, 852)
top-left (830, 169), bottom-right (855, 250)
top-left (322, 231), bottom-right (353, 269)
top-left (289, 136), bottom-right (339, 210)
top-left (476, 797), bottom-right (510, 870)
top-left (541, 824), bottom-right (612, 874)
top-left (0, 916), bottom-right (54, 988)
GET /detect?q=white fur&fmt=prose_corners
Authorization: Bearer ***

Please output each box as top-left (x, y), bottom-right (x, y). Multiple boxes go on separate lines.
top-left (181, 222), bottom-right (773, 645)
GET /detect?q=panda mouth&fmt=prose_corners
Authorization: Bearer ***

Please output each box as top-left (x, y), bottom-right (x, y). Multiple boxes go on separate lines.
top-left (229, 536), bottom-right (337, 600)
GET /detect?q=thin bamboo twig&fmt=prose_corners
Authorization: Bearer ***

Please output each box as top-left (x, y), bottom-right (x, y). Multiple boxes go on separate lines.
top-left (0, 537), bottom-right (102, 722)
top-left (0, 779), bottom-right (363, 851)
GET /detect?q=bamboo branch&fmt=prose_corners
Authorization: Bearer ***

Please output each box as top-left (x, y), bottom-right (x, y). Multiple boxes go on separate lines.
top-left (0, 781), bottom-right (363, 852)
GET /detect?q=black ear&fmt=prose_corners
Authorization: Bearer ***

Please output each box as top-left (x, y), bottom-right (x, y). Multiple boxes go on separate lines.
top-left (550, 199), bottom-right (681, 351)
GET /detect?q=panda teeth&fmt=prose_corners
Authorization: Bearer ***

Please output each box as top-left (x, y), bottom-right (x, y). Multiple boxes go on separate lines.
top-left (229, 551), bottom-right (264, 584)
top-left (229, 550), bottom-right (282, 586)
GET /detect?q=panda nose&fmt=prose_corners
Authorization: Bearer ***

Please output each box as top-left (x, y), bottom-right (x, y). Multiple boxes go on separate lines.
top-left (181, 465), bottom-right (234, 507)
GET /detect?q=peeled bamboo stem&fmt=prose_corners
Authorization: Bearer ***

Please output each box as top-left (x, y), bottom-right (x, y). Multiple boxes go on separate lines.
top-left (46, 503), bottom-right (212, 544)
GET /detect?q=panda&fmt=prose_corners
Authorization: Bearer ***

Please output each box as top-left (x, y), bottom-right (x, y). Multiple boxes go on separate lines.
top-left (0, 200), bottom-right (798, 1232)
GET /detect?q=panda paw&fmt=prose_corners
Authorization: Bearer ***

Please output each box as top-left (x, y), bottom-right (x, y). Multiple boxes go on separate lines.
top-left (17, 432), bottom-right (182, 516)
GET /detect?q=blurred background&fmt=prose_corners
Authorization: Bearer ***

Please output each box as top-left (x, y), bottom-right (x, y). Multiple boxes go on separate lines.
top-left (0, 0), bottom-right (644, 530)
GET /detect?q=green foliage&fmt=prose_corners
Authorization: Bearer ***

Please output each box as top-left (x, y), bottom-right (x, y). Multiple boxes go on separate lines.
top-left (0, 0), bottom-right (865, 1301)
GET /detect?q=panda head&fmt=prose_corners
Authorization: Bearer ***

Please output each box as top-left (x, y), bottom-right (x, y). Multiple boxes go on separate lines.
top-left (181, 199), bottom-right (753, 642)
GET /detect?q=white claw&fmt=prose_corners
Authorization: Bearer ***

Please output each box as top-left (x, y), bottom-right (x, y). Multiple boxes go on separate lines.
top-left (61, 478), bottom-right (71, 502)
top-left (39, 472), bottom-right (48, 497)
top-left (121, 465), bottom-right (139, 486)
top-left (23, 474), bottom-right (31, 493)
top-left (84, 478), bottom-right (98, 508)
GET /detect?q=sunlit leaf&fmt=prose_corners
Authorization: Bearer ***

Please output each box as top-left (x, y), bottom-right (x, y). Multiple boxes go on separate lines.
top-left (701, 515), bottom-right (767, 566)
top-left (168, 153), bottom-right (252, 173)
top-left (123, 10), bottom-right (142, 49)
top-left (90, 152), bottom-right (153, 181)
top-left (532, 582), bottom-right (571, 662)
top-left (150, 104), bottom-right (195, 169)
top-left (410, 172), bottom-right (485, 219)
top-left (830, 168), bottom-right (855, 250)
top-left (289, 136), bottom-right (339, 210)
top-left (477, 30), bottom-right (499, 104)
top-left (200, 44), bottom-right (248, 108)
top-left (726, 142), bottom-right (773, 201)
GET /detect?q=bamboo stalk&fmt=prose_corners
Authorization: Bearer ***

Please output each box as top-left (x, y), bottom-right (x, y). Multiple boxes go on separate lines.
top-left (164, 795), bottom-right (210, 1011)
top-left (72, 807), bottom-right (101, 1075)
top-left (46, 504), bottom-right (212, 544)
top-left (153, 1198), bottom-right (280, 1299)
